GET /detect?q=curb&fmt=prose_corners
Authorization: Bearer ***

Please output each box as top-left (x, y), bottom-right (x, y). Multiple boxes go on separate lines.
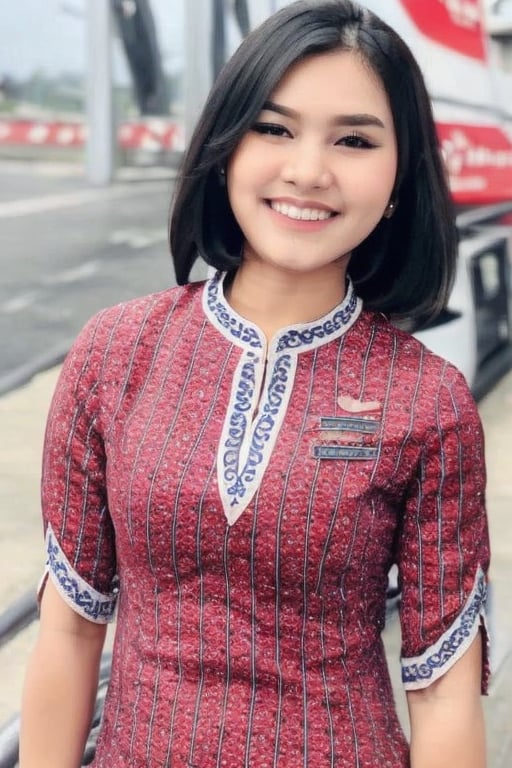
top-left (0, 341), bottom-right (71, 398)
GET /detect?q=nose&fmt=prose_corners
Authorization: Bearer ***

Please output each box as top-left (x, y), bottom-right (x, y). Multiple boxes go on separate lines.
top-left (280, 140), bottom-right (333, 190)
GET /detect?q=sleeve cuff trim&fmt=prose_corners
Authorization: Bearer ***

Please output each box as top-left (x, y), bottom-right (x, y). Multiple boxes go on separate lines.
top-left (401, 565), bottom-right (487, 690)
top-left (43, 523), bottom-right (118, 624)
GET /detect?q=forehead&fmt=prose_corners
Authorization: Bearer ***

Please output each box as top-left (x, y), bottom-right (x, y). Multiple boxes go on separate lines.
top-left (269, 50), bottom-right (391, 118)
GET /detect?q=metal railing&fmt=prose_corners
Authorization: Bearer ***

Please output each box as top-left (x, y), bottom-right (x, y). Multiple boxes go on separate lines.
top-left (0, 589), bottom-right (37, 768)
top-left (0, 591), bottom-right (38, 652)
top-left (456, 201), bottom-right (512, 234)
top-left (0, 715), bottom-right (20, 768)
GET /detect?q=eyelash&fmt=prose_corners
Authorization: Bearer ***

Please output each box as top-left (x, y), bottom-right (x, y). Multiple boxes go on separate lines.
top-left (252, 122), bottom-right (290, 137)
top-left (251, 122), bottom-right (376, 149)
top-left (338, 132), bottom-right (376, 150)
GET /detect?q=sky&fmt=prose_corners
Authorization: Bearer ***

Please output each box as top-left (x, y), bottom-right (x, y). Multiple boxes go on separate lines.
top-left (0, 0), bottom-right (185, 81)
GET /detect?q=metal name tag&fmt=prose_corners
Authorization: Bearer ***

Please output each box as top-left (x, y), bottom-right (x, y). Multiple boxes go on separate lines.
top-left (319, 416), bottom-right (379, 434)
top-left (313, 445), bottom-right (379, 460)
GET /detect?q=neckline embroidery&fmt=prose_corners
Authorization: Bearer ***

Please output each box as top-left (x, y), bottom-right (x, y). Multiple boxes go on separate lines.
top-left (203, 271), bottom-right (362, 355)
top-left (202, 272), bottom-right (363, 525)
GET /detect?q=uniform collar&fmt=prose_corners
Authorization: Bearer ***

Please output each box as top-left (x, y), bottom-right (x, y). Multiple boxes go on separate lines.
top-left (203, 271), bottom-right (362, 355)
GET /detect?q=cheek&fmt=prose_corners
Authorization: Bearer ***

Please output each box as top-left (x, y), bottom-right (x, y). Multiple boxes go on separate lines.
top-left (381, 150), bottom-right (398, 194)
top-left (227, 161), bottom-right (255, 208)
top-left (226, 168), bottom-right (247, 219)
top-left (229, 159), bottom-right (273, 189)
top-left (227, 139), bottom-right (282, 195)
top-left (349, 158), bottom-right (397, 206)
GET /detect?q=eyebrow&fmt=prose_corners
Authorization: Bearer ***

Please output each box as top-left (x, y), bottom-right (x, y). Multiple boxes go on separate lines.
top-left (261, 100), bottom-right (386, 129)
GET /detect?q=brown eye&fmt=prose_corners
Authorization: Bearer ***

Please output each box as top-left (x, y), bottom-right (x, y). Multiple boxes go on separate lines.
top-left (337, 132), bottom-right (376, 149)
top-left (252, 122), bottom-right (292, 138)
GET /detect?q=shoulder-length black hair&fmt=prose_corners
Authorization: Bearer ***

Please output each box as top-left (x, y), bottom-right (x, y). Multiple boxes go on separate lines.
top-left (170, 0), bottom-right (457, 324)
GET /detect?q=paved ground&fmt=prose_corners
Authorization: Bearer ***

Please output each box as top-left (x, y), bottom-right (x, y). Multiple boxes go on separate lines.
top-left (0, 363), bottom-right (511, 764)
top-left (0, 159), bottom-right (180, 393)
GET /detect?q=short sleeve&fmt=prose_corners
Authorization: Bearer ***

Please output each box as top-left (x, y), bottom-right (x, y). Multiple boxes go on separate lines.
top-left (39, 313), bottom-right (118, 624)
top-left (396, 366), bottom-right (490, 693)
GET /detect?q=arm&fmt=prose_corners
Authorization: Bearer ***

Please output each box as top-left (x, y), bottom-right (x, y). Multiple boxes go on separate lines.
top-left (19, 579), bottom-right (107, 768)
top-left (396, 365), bottom-right (490, 766)
top-left (407, 632), bottom-right (486, 768)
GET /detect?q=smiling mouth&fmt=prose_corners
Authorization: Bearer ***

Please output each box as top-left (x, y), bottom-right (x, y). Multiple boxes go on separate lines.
top-left (269, 200), bottom-right (337, 222)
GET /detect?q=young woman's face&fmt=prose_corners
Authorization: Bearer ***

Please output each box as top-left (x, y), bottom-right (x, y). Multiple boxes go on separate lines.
top-left (227, 50), bottom-right (398, 277)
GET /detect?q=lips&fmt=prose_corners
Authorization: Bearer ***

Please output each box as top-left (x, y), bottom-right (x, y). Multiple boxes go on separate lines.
top-left (269, 200), bottom-right (337, 222)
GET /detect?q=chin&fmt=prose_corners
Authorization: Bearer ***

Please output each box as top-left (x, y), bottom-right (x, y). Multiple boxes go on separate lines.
top-left (270, 260), bottom-right (319, 273)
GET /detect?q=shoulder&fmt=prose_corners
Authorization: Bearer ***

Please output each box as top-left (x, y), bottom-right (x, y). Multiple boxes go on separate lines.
top-left (71, 281), bottom-right (204, 356)
top-left (361, 310), bottom-right (468, 379)
top-left (359, 310), bottom-right (478, 426)
top-left (90, 280), bottom-right (203, 338)
top-left (60, 281), bottom-right (205, 392)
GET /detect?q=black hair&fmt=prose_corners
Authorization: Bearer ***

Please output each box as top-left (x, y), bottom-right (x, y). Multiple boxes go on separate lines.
top-left (169, 0), bottom-right (457, 324)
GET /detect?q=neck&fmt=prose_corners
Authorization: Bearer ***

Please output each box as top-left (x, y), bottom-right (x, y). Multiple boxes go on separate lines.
top-left (224, 259), bottom-right (349, 341)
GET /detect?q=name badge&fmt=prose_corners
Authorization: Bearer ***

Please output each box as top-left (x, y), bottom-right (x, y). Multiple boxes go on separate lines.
top-left (313, 445), bottom-right (379, 460)
top-left (319, 416), bottom-right (379, 434)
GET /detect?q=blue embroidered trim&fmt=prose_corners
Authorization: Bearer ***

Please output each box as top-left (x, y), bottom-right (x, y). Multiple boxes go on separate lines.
top-left (46, 526), bottom-right (118, 623)
top-left (401, 568), bottom-right (487, 686)
top-left (223, 353), bottom-right (292, 506)
top-left (207, 271), bottom-right (363, 522)
top-left (205, 272), bottom-right (361, 352)
top-left (276, 289), bottom-right (359, 352)
top-left (206, 275), bottom-right (263, 349)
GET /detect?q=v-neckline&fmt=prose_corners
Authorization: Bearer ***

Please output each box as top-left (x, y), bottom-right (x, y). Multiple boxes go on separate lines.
top-left (202, 273), bottom-right (363, 524)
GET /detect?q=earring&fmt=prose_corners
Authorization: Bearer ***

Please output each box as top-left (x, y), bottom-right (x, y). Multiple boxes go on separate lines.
top-left (383, 200), bottom-right (397, 219)
top-left (218, 167), bottom-right (226, 186)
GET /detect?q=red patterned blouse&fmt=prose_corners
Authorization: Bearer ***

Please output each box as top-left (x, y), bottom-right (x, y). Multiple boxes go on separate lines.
top-left (40, 273), bottom-right (490, 767)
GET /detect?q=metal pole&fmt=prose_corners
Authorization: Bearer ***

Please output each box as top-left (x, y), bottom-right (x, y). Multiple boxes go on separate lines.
top-left (86, 0), bottom-right (115, 185)
top-left (212, 0), bottom-right (226, 80)
top-left (0, 589), bottom-right (38, 650)
top-left (184, 0), bottom-right (213, 146)
top-left (0, 715), bottom-right (19, 768)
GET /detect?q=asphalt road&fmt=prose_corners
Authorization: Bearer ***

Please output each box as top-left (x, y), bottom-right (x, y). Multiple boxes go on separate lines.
top-left (0, 160), bottom-right (206, 394)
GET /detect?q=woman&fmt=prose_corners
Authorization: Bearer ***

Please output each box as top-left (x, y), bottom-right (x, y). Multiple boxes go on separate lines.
top-left (20, 1), bottom-right (490, 766)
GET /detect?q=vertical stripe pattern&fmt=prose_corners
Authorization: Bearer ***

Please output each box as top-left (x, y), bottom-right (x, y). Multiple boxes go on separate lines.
top-left (40, 278), bottom-right (490, 766)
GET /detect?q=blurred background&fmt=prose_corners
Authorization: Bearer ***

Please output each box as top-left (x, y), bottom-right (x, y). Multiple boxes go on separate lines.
top-left (0, 1), bottom-right (511, 766)
top-left (1, 0), bottom-right (512, 397)
top-left (0, 0), bottom-right (187, 162)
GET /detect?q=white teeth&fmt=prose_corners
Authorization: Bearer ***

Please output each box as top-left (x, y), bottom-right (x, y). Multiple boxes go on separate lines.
top-left (271, 201), bottom-right (333, 221)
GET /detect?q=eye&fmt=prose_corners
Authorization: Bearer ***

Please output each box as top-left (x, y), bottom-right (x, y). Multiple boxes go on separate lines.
top-left (336, 132), bottom-right (376, 149)
top-left (252, 122), bottom-right (292, 138)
